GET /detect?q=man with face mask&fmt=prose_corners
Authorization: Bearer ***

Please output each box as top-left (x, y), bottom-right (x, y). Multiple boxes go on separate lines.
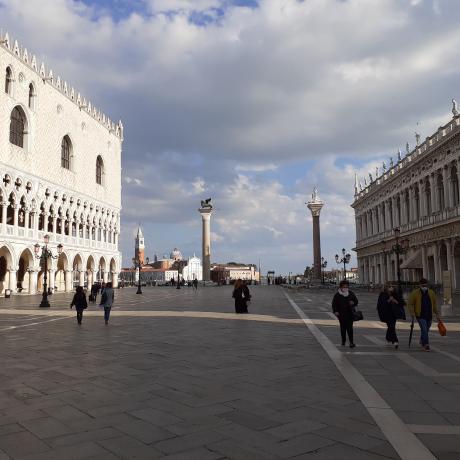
top-left (407, 278), bottom-right (439, 351)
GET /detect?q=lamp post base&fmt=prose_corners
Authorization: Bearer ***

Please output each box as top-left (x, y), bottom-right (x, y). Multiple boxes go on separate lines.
top-left (136, 286), bottom-right (142, 294)
top-left (39, 298), bottom-right (50, 308)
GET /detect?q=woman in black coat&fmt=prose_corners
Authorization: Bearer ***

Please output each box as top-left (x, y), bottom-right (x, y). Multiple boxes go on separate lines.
top-left (377, 282), bottom-right (405, 349)
top-left (232, 279), bottom-right (249, 313)
top-left (332, 280), bottom-right (358, 348)
top-left (70, 286), bottom-right (88, 325)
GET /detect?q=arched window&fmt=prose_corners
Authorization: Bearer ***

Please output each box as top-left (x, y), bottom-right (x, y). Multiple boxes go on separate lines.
top-left (405, 190), bottom-right (410, 222)
top-left (28, 83), bottom-right (35, 109)
top-left (425, 179), bottom-right (432, 215)
top-left (414, 186), bottom-right (420, 221)
top-left (5, 67), bottom-right (12, 94)
top-left (96, 156), bottom-right (103, 185)
top-left (61, 136), bottom-right (71, 170)
top-left (10, 106), bottom-right (26, 148)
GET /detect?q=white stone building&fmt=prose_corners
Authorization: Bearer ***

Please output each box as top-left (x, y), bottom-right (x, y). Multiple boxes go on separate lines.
top-left (0, 31), bottom-right (122, 294)
top-left (352, 102), bottom-right (460, 288)
top-left (182, 255), bottom-right (203, 281)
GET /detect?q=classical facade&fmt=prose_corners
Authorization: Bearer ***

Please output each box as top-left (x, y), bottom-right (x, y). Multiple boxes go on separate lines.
top-left (182, 255), bottom-right (203, 281)
top-left (353, 102), bottom-right (460, 289)
top-left (0, 31), bottom-right (122, 294)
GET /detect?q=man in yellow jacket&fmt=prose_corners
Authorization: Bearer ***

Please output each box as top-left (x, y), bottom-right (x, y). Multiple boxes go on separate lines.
top-left (407, 278), bottom-right (439, 351)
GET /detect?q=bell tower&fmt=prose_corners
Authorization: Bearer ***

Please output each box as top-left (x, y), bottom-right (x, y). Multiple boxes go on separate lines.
top-left (135, 226), bottom-right (145, 265)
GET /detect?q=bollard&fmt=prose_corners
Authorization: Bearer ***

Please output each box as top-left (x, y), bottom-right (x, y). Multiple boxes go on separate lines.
top-left (5, 289), bottom-right (11, 299)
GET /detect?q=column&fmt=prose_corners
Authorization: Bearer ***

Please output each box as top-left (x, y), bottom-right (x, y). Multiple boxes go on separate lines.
top-left (378, 205), bottom-right (384, 234)
top-left (49, 269), bottom-right (56, 291)
top-left (429, 174), bottom-right (436, 213)
top-left (79, 270), bottom-right (85, 287)
top-left (52, 215), bottom-right (57, 236)
top-left (103, 271), bottom-right (108, 283)
top-left (384, 201), bottom-right (390, 231)
top-left (8, 269), bottom-right (17, 292)
top-left (391, 196), bottom-right (398, 228)
top-left (65, 270), bottom-right (72, 292)
top-left (386, 253), bottom-right (392, 281)
top-left (420, 182), bottom-right (427, 217)
top-left (421, 245), bottom-right (428, 278)
top-left (112, 272), bottom-right (119, 288)
top-left (433, 243), bottom-right (441, 283)
top-left (28, 269), bottom-right (38, 294)
top-left (401, 191), bottom-right (408, 225)
top-left (13, 205), bottom-right (19, 229)
top-left (443, 167), bottom-right (450, 208)
top-left (87, 270), bottom-right (93, 288)
top-left (24, 209), bottom-right (30, 230)
top-left (445, 239), bottom-right (453, 273)
top-left (409, 188), bottom-right (415, 223)
top-left (60, 218), bottom-right (65, 237)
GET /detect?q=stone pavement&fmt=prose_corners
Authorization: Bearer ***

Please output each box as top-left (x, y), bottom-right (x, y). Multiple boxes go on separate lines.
top-left (0, 285), bottom-right (459, 459)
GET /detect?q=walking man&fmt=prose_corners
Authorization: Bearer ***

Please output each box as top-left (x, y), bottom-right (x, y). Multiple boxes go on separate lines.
top-left (407, 278), bottom-right (440, 351)
top-left (100, 282), bottom-right (115, 325)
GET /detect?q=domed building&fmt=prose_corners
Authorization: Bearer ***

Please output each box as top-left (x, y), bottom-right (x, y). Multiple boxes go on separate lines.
top-left (170, 248), bottom-right (183, 262)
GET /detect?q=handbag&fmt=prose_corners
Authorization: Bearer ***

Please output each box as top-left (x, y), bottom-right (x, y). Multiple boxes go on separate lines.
top-left (437, 320), bottom-right (447, 336)
top-left (352, 308), bottom-right (364, 322)
top-left (392, 303), bottom-right (406, 321)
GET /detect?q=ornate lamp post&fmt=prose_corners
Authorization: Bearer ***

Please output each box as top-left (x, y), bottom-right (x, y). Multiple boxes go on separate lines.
top-left (34, 235), bottom-right (63, 308)
top-left (381, 227), bottom-right (409, 295)
top-left (335, 248), bottom-right (351, 282)
top-left (132, 256), bottom-right (148, 294)
top-left (321, 257), bottom-right (328, 284)
top-left (176, 270), bottom-right (181, 290)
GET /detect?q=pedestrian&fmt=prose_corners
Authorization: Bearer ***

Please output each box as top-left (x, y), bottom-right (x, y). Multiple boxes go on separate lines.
top-left (99, 281), bottom-right (115, 325)
top-left (70, 285), bottom-right (88, 325)
top-left (407, 278), bottom-right (440, 351)
top-left (232, 279), bottom-right (249, 313)
top-left (90, 283), bottom-right (98, 302)
top-left (332, 280), bottom-right (358, 348)
top-left (243, 280), bottom-right (251, 310)
top-left (193, 278), bottom-right (198, 291)
top-left (377, 282), bottom-right (405, 349)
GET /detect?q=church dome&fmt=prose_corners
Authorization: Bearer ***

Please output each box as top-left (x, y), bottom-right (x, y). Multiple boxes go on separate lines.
top-left (170, 248), bottom-right (183, 261)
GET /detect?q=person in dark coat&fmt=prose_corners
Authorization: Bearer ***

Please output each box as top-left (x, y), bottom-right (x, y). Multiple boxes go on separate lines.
top-left (332, 280), bottom-right (358, 348)
top-left (377, 282), bottom-right (405, 349)
top-left (232, 279), bottom-right (249, 313)
top-left (100, 282), bottom-right (115, 325)
top-left (70, 285), bottom-right (88, 325)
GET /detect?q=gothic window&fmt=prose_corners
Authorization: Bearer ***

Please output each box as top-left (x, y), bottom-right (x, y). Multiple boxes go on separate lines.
top-left (96, 156), bottom-right (103, 185)
top-left (5, 66), bottom-right (12, 94)
top-left (61, 136), bottom-right (71, 170)
top-left (10, 106), bottom-right (26, 148)
top-left (451, 166), bottom-right (459, 206)
top-left (437, 174), bottom-right (444, 210)
top-left (28, 83), bottom-right (35, 109)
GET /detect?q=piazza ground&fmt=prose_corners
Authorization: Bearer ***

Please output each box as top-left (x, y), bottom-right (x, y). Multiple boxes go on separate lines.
top-left (0, 286), bottom-right (459, 459)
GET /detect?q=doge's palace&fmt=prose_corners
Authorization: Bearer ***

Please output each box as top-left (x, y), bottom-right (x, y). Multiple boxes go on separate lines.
top-left (0, 31), bottom-right (122, 295)
top-left (353, 101), bottom-right (460, 291)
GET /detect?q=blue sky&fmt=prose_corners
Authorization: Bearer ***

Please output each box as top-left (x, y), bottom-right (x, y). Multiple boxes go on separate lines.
top-left (1, 0), bottom-right (459, 274)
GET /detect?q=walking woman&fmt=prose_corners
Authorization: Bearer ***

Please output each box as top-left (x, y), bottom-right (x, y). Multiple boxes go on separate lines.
top-left (99, 282), bottom-right (115, 325)
top-left (377, 282), bottom-right (405, 349)
top-left (232, 279), bottom-right (249, 313)
top-left (70, 286), bottom-right (88, 325)
top-left (332, 280), bottom-right (358, 348)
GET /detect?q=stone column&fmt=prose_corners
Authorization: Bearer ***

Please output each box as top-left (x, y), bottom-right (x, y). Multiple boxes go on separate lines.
top-left (433, 243), bottom-right (441, 283)
top-left (49, 269), bottom-right (56, 291)
top-left (52, 215), bottom-right (57, 236)
top-left (103, 271), bottom-right (108, 283)
top-left (391, 196), bottom-right (398, 228)
top-left (446, 239), bottom-right (453, 273)
top-left (421, 244), bottom-right (428, 278)
top-left (13, 205), bottom-right (19, 231)
top-left (28, 269), bottom-right (38, 294)
top-left (1, 202), bottom-right (7, 229)
top-left (198, 203), bottom-right (213, 282)
top-left (409, 188), bottom-right (415, 223)
top-left (24, 209), bottom-right (30, 230)
top-left (386, 253), bottom-right (392, 281)
top-left (79, 270), bottom-right (85, 287)
top-left (8, 268), bottom-right (17, 292)
top-left (429, 174), bottom-right (436, 213)
top-left (65, 270), bottom-right (73, 292)
top-left (87, 270), bottom-right (93, 288)
top-left (306, 190), bottom-right (324, 282)
top-left (420, 182), bottom-right (427, 217)
top-left (112, 272), bottom-right (119, 288)
top-left (358, 260), bottom-right (364, 283)
top-left (443, 167), bottom-right (450, 209)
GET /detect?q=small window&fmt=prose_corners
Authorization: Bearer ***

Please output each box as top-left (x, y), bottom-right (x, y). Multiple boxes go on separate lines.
top-left (28, 83), bottom-right (35, 109)
top-left (10, 106), bottom-right (25, 148)
top-left (61, 136), bottom-right (71, 170)
top-left (96, 156), bottom-right (103, 185)
top-left (5, 67), bottom-right (12, 94)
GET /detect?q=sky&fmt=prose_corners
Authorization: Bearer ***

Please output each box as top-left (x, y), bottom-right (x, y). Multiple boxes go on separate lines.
top-left (1, 0), bottom-right (460, 275)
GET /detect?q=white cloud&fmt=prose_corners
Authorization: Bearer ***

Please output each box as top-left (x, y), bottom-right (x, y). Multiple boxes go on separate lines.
top-left (235, 163), bottom-right (278, 172)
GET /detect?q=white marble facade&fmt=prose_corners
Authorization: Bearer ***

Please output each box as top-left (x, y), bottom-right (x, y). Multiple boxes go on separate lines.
top-left (353, 105), bottom-right (460, 289)
top-left (0, 31), bottom-right (122, 294)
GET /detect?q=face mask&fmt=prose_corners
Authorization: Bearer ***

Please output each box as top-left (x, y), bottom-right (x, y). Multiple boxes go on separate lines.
top-left (421, 286), bottom-right (428, 292)
top-left (340, 288), bottom-right (349, 296)
top-left (388, 288), bottom-right (394, 293)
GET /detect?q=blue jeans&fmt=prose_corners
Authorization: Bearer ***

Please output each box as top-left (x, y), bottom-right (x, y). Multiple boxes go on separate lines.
top-left (417, 317), bottom-right (432, 346)
top-left (104, 307), bottom-right (111, 322)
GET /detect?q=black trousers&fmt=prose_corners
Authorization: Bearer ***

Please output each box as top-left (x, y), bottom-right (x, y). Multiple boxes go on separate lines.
top-left (385, 319), bottom-right (398, 343)
top-left (76, 310), bottom-right (83, 324)
top-left (339, 318), bottom-right (353, 345)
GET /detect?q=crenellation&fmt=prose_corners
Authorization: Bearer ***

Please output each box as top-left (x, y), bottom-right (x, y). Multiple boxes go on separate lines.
top-left (0, 29), bottom-right (122, 137)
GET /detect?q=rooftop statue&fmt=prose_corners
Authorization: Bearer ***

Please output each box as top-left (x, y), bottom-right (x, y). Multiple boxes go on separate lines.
top-left (369, 173), bottom-right (373, 183)
top-left (398, 149), bottom-right (402, 162)
top-left (382, 161), bottom-right (386, 172)
top-left (200, 198), bottom-right (213, 209)
top-left (311, 185), bottom-right (320, 202)
top-left (406, 142), bottom-right (410, 155)
top-left (375, 166), bottom-right (379, 178)
top-left (453, 99), bottom-right (459, 117)
top-left (390, 157), bottom-right (394, 168)
top-left (415, 130), bottom-right (421, 146)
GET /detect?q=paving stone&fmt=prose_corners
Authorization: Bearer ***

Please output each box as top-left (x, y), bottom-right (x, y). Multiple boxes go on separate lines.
top-left (97, 435), bottom-right (164, 458)
top-left (162, 447), bottom-right (225, 459)
top-left (154, 430), bottom-right (226, 454)
top-left (270, 433), bottom-right (336, 457)
top-left (17, 441), bottom-right (110, 460)
top-left (115, 419), bottom-right (176, 444)
top-left (129, 407), bottom-right (183, 426)
top-left (219, 410), bottom-right (281, 430)
top-left (209, 439), bottom-right (282, 460)
top-left (47, 427), bottom-right (122, 447)
top-left (264, 419), bottom-right (327, 440)
top-left (20, 416), bottom-right (73, 439)
top-left (0, 430), bottom-right (50, 458)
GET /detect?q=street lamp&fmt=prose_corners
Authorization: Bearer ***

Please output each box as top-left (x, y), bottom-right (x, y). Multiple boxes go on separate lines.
top-left (381, 227), bottom-right (409, 295)
top-left (34, 235), bottom-right (63, 308)
top-left (321, 257), bottom-right (328, 284)
top-left (176, 270), bottom-right (181, 289)
top-left (132, 256), bottom-right (148, 294)
top-left (335, 248), bottom-right (351, 282)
